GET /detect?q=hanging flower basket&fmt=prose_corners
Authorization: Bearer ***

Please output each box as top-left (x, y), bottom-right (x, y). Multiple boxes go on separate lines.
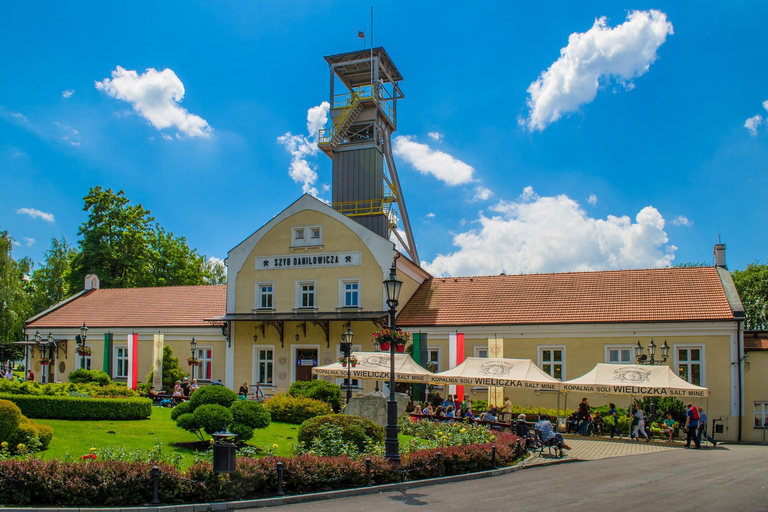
top-left (373, 328), bottom-right (411, 353)
top-left (38, 358), bottom-right (51, 365)
top-left (76, 347), bottom-right (92, 356)
top-left (338, 355), bottom-right (358, 367)
top-left (187, 358), bottom-right (201, 367)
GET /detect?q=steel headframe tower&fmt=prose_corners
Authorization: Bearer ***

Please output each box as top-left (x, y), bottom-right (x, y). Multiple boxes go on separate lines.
top-left (318, 47), bottom-right (418, 263)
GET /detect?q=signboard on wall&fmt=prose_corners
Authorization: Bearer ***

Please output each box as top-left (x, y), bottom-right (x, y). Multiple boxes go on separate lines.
top-left (256, 252), bottom-right (361, 270)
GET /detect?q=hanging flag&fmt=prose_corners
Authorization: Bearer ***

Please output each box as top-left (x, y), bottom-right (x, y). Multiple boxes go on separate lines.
top-left (455, 333), bottom-right (465, 401)
top-left (447, 332), bottom-right (465, 398)
top-left (357, 30), bottom-right (365, 39)
top-left (127, 332), bottom-right (138, 390)
top-left (488, 337), bottom-right (504, 407)
top-left (152, 333), bottom-right (164, 391)
top-left (103, 333), bottom-right (112, 377)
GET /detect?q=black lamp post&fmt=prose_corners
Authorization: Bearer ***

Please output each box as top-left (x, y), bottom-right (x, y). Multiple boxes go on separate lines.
top-left (340, 326), bottom-right (354, 404)
top-left (383, 262), bottom-right (402, 464)
top-left (78, 322), bottom-right (88, 370)
top-left (634, 339), bottom-right (670, 365)
top-left (373, 337), bottom-right (381, 392)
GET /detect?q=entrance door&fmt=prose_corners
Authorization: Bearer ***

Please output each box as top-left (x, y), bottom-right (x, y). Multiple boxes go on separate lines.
top-left (295, 348), bottom-right (318, 381)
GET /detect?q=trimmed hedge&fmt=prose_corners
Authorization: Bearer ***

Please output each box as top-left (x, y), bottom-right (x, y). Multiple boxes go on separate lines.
top-left (67, 369), bottom-right (112, 386)
top-left (0, 393), bottom-right (152, 420)
top-left (298, 414), bottom-right (384, 452)
top-left (264, 394), bottom-right (332, 424)
top-left (288, 380), bottom-right (342, 409)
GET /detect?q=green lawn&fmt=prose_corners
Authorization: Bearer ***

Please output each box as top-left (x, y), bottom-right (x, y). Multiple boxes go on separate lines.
top-left (34, 407), bottom-right (301, 467)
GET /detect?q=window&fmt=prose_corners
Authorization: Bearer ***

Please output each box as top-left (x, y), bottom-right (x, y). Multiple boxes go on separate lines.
top-left (256, 347), bottom-right (274, 386)
top-left (292, 225), bottom-right (322, 247)
top-left (675, 345), bottom-right (705, 386)
top-left (296, 281), bottom-right (316, 309)
top-left (340, 279), bottom-right (360, 308)
top-left (337, 343), bottom-right (361, 389)
top-left (115, 346), bottom-right (128, 378)
top-left (194, 347), bottom-right (213, 381)
top-left (605, 345), bottom-right (633, 364)
top-left (427, 347), bottom-right (441, 372)
top-left (294, 228), bottom-right (305, 240)
top-left (256, 282), bottom-right (274, 310)
top-left (473, 346), bottom-right (489, 389)
top-left (77, 345), bottom-right (92, 370)
top-left (538, 346), bottom-right (565, 380)
top-left (311, 227), bottom-right (321, 240)
top-left (755, 402), bottom-right (768, 429)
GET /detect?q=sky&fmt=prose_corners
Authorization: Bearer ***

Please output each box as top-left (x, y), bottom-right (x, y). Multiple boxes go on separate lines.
top-left (2, 1), bottom-right (767, 278)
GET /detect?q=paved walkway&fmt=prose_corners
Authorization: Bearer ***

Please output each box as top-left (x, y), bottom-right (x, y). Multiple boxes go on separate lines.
top-left (521, 433), bottom-right (709, 467)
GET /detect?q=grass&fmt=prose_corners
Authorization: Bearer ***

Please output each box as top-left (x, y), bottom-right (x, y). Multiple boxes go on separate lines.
top-left (34, 407), bottom-right (301, 468)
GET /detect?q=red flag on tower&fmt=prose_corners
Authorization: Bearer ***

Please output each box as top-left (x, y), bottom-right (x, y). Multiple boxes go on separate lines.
top-left (357, 30), bottom-right (365, 39)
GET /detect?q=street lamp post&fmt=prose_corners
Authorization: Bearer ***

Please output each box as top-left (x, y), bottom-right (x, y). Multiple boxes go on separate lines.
top-left (373, 338), bottom-right (381, 392)
top-left (78, 323), bottom-right (88, 370)
top-left (383, 261), bottom-right (402, 464)
top-left (340, 326), bottom-right (354, 404)
top-left (634, 339), bottom-right (670, 365)
top-left (190, 337), bottom-right (197, 377)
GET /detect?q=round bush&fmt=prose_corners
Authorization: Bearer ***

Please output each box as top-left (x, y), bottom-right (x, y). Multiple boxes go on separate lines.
top-left (264, 394), bottom-right (333, 424)
top-left (35, 423), bottom-right (53, 450)
top-left (228, 422), bottom-right (254, 442)
top-left (171, 401), bottom-right (192, 421)
top-left (288, 380), bottom-right (342, 409)
top-left (12, 422), bottom-right (39, 448)
top-left (298, 414), bottom-right (384, 452)
top-left (176, 413), bottom-right (198, 433)
top-left (189, 385), bottom-right (237, 410)
top-left (230, 400), bottom-right (271, 429)
top-left (67, 369), bottom-right (112, 386)
top-left (0, 399), bottom-right (22, 442)
top-left (193, 404), bottom-right (233, 435)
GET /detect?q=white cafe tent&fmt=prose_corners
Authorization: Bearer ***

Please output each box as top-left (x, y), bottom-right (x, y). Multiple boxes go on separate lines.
top-left (312, 351), bottom-right (434, 383)
top-left (431, 357), bottom-right (561, 391)
top-left (561, 364), bottom-right (708, 398)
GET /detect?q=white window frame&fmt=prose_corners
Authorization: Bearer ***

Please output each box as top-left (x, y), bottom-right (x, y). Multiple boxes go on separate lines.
top-left (293, 227), bottom-right (305, 241)
top-left (114, 346), bottom-right (128, 379)
top-left (339, 278), bottom-right (361, 309)
top-left (256, 281), bottom-right (274, 311)
top-left (754, 402), bottom-right (768, 429)
top-left (295, 280), bottom-right (317, 310)
top-left (674, 344), bottom-right (706, 387)
top-left (604, 344), bottom-right (633, 365)
top-left (77, 344), bottom-right (93, 370)
top-left (292, 225), bottom-right (323, 247)
top-left (337, 343), bottom-right (362, 390)
top-left (193, 346), bottom-right (214, 382)
top-left (538, 345), bottom-right (566, 380)
top-left (310, 226), bottom-right (322, 241)
top-left (253, 345), bottom-right (275, 388)
top-left (473, 346), bottom-right (489, 390)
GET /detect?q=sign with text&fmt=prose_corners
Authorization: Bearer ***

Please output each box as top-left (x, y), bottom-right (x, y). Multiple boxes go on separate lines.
top-left (256, 252), bottom-right (361, 270)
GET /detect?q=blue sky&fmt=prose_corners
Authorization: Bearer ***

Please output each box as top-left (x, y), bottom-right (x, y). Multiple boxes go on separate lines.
top-left (2, 1), bottom-right (766, 277)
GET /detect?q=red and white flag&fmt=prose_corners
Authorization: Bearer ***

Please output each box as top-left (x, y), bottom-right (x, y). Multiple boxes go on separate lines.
top-left (448, 332), bottom-right (465, 398)
top-left (127, 332), bottom-right (138, 390)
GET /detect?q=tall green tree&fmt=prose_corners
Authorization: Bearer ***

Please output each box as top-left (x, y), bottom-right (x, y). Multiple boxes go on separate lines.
top-left (203, 258), bottom-right (227, 285)
top-left (732, 262), bottom-right (768, 330)
top-left (0, 231), bottom-right (33, 358)
top-left (30, 237), bottom-right (75, 313)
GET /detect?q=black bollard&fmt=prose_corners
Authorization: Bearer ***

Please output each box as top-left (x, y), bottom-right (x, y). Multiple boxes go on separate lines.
top-left (436, 452), bottom-right (443, 478)
top-left (150, 465), bottom-right (161, 505)
top-left (276, 461), bottom-right (284, 496)
top-left (491, 446), bottom-right (497, 469)
top-left (365, 457), bottom-right (372, 487)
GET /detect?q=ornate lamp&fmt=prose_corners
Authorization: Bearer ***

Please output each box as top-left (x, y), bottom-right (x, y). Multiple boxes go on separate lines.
top-left (382, 261), bottom-right (402, 464)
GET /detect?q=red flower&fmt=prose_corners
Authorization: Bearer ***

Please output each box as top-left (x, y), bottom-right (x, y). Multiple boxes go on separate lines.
top-left (78, 453), bottom-right (97, 460)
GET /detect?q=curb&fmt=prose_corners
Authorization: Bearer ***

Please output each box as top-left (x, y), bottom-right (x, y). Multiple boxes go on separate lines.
top-left (1, 456), bottom-right (583, 512)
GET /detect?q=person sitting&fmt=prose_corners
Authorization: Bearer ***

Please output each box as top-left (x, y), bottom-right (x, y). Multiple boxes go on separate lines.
top-left (463, 408), bottom-right (475, 420)
top-left (535, 414), bottom-right (571, 450)
top-left (423, 403), bottom-right (434, 416)
top-left (445, 405), bottom-right (455, 418)
top-left (238, 382), bottom-right (249, 397)
top-left (481, 408), bottom-right (497, 423)
top-left (442, 394), bottom-right (454, 410)
top-left (433, 405), bottom-right (446, 419)
top-left (148, 385), bottom-right (158, 397)
top-left (660, 413), bottom-right (676, 441)
top-left (181, 377), bottom-right (191, 397)
top-left (171, 380), bottom-right (183, 397)
top-left (211, 379), bottom-right (223, 386)
top-left (189, 378), bottom-right (199, 395)
top-left (413, 405), bottom-right (423, 415)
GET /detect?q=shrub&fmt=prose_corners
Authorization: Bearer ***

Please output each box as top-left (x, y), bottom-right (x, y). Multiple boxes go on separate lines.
top-left (264, 394), bottom-right (332, 424)
top-left (189, 385), bottom-right (237, 410)
top-left (0, 393), bottom-right (152, 420)
top-left (0, 379), bottom-right (138, 398)
top-left (230, 400), bottom-right (271, 430)
top-left (67, 369), bottom-right (112, 386)
top-left (193, 404), bottom-right (233, 435)
top-left (288, 380), bottom-right (342, 409)
top-left (0, 399), bottom-right (22, 442)
top-left (170, 401), bottom-right (192, 421)
top-left (228, 422), bottom-right (254, 443)
top-left (298, 414), bottom-right (383, 453)
top-left (176, 413), bottom-right (198, 433)
top-left (34, 423), bottom-right (53, 450)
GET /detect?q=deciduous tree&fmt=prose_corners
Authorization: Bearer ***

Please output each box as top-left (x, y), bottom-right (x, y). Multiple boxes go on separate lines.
top-left (732, 262), bottom-right (768, 330)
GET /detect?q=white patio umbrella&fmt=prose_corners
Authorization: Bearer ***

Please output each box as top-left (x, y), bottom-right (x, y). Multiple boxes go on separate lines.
top-left (431, 357), bottom-right (562, 390)
top-left (562, 364), bottom-right (708, 397)
top-left (311, 351), bottom-right (435, 383)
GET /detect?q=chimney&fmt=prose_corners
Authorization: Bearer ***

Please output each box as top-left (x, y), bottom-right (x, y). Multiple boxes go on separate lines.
top-left (84, 274), bottom-right (100, 290)
top-left (713, 244), bottom-right (726, 268)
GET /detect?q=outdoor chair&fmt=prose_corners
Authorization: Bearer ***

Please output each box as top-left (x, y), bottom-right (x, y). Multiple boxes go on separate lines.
top-left (535, 429), bottom-right (563, 458)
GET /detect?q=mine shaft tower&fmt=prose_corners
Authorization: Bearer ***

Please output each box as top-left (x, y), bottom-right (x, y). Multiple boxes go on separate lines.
top-left (318, 47), bottom-right (418, 263)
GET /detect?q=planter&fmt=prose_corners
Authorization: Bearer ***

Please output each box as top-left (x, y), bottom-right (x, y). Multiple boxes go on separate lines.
top-left (351, 362), bottom-right (357, 367)
top-left (341, 362), bottom-right (347, 367)
top-left (395, 344), bottom-right (406, 353)
top-left (379, 341), bottom-right (391, 352)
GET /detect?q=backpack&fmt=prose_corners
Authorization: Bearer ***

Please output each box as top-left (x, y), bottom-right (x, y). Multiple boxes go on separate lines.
top-left (690, 407), bottom-right (699, 420)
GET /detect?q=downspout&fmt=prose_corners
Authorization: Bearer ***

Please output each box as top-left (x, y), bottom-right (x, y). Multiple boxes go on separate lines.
top-left (737, 318), bottom-right (743, 442)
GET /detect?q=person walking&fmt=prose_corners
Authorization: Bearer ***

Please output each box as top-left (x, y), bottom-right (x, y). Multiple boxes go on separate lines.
top-left (685, 403), bottom-right (701, 448)
top-left (633, 405), bottom-right (650, 442)
top-left (578, 398), bottom-right (590, 435)
top-left (608, 402), bottom-right (621, 439)
top-left (697, 407), bottom-right (717, 448)
top-left (503, 396), bottom-right (513, 423)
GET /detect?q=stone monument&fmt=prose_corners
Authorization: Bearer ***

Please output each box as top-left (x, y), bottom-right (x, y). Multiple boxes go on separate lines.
top-left (344, 391), bottom-right (410, 427)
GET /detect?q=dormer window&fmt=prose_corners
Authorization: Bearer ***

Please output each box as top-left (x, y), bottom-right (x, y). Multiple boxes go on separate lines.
top-left (292, 225), bottom-right (322, 247)
top-left (294, 228), bottom-right (305, 240)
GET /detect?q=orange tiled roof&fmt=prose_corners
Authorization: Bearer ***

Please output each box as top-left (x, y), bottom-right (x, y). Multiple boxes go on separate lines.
top-left (397, 267), bottom-right (736, 327)
top-left (26, 285), bottom-right (226, 329)
top-left (745, 332), bottom-right (768, 351)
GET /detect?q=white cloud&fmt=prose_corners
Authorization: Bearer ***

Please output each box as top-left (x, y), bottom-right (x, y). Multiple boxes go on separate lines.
top-left (95, 66), bottom-right (212, 138)
top-left (162, 134), bottom-right (173, 141)
top-left (23, 237), bottom-right (35, 247)
top-left (12, 113), bottom-right (27, 122)
top-left (62, 89), bottom-right (75, 98)
top-left (473, 186), bottom-right (493, 202)
top-left (277, 102), bottom-right (330, 197)
top-left (588, 194), bottom-right (598, 205)
top-left (393, 135), bottom-right (474, 185)
top-left (425, 212), bottom-right (436, 219)
top-left (672, 215), bottom-right (692, 227)
top-left (428, 132), bottom-right (443, 142)
top-left (745, 114), bottom-right (764, 136)
top-left (17, 207), bottom-right (55, 223)
top-left (522, 10), bottom-right (673, 131)
top-left (422, 187), bottom-right (676, 277)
